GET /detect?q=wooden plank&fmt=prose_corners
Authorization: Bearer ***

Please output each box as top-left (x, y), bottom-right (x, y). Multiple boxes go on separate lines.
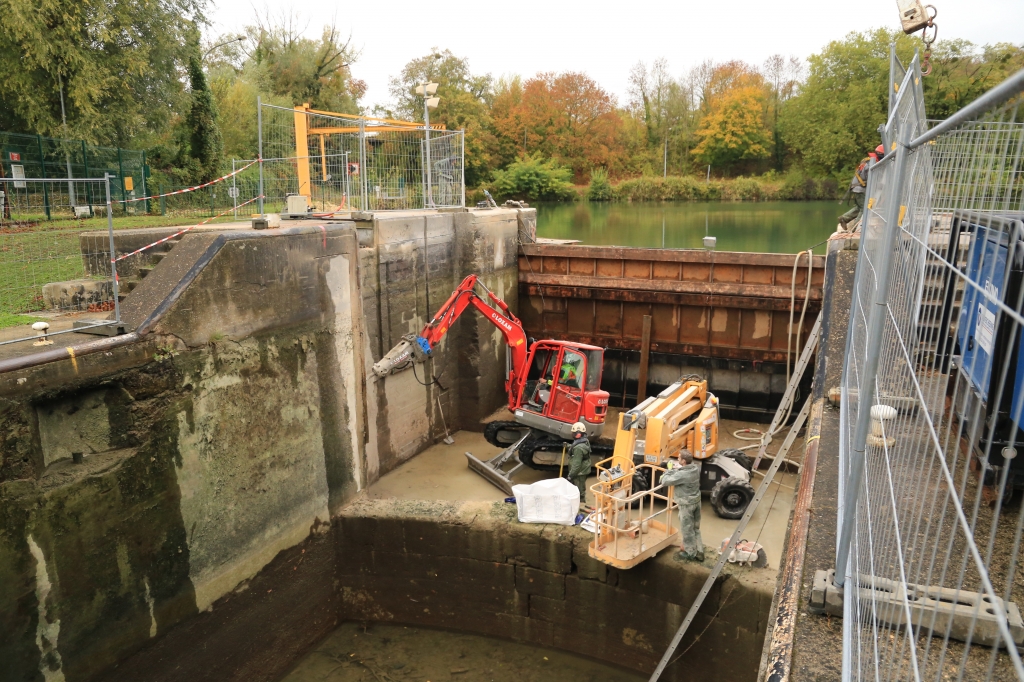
top-left (637, 315), bottom-right (652, 403)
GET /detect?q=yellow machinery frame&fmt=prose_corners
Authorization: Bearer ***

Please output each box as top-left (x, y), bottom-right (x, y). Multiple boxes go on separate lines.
top-left (588, 379), bottom-right (720, 569)
top-left (292, 103), bottom-right (447, 202)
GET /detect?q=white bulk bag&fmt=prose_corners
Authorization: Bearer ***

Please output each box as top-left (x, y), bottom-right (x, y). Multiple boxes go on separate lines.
top-left (512, 477), bottom-right (580, 525)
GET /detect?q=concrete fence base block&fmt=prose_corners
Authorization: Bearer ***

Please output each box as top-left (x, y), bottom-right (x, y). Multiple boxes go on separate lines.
top-left (810, 568), bottom-right (1024, 647)
top-left (42, 279), bottom-right (114, 310)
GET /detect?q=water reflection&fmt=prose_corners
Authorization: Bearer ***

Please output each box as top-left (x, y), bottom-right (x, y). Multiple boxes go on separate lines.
top-left (279, 622), bottom-right (645, 682)
top-left (536, 201), bottom-right (840, 253)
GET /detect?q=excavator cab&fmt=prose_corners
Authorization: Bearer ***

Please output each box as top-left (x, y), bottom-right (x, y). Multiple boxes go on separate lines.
top-left (515, 341), bottom-right (607, 438)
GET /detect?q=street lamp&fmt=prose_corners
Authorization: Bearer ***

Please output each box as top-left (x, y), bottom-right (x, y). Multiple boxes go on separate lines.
top-left (204, 35), bottom-right (245, 57)
top-left (415, 82), bottom-right (440, 206)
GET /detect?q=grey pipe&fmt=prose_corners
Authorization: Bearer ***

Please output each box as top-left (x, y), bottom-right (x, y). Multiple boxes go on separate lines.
top-left (0, 332), bottom-right (140, 375)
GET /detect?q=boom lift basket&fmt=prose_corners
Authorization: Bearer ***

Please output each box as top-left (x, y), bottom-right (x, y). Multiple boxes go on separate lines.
top-left (588, 458), bottom-right (680, 569)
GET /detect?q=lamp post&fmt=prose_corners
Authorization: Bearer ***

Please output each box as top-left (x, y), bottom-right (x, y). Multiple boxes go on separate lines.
top-left (204, 35), bottom-right (245, 57)
top-left (415, 82), bottom-right (440, 207)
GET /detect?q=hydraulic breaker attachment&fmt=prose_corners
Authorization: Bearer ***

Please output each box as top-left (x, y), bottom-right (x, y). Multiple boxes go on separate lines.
top-left (371, 334), bottom-right (431, 378)
top-left (464, 432), bottom-right (531, 495)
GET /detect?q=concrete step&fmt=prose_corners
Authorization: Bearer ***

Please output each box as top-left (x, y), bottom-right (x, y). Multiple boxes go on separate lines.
top-left (138, 267), bottom-right (154, 279)
top-left (150, 252), bottom-right (166, 265)
top-left (125, 280), bottom-right (139, 293)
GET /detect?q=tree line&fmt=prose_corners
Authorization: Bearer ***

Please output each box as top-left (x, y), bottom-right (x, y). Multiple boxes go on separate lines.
top-left (1, 3), bottom-right (1020, 197)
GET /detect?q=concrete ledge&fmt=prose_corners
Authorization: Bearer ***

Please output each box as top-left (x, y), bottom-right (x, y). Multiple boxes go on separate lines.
top-left (337, 497), bottom-right (776, 682)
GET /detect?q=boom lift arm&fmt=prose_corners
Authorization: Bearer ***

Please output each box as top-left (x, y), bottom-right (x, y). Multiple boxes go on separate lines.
top-left (372, 275), bottom-right (530, 407)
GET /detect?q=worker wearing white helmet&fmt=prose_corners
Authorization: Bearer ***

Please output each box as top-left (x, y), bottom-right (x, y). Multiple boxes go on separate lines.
top-left (566, 422), bottom-right (591, 509)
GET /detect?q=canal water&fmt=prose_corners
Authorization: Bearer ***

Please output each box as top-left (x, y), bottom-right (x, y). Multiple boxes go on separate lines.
top-left (280, 622), bottom-right (645, 682)
top-left (535, 200), bottom-right (842, 253)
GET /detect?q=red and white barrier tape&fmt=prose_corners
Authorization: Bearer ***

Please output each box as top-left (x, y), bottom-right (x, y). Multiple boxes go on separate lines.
top-left (114, 158), bottom-right (260, 204)
top-left (113, 195), bottom-right (262, 263)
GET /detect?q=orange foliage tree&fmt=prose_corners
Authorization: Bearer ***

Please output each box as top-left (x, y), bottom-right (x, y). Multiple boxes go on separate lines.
top-left (491, 72), bottom-right (625, 181)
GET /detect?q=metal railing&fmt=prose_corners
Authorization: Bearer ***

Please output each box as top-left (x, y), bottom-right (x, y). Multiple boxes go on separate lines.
top-left (0, 177), bottom-right (121, 343)
top-left (837, 53), bottom-right (1024, 680)
top-left (257, 101), bottom-right (465, 213)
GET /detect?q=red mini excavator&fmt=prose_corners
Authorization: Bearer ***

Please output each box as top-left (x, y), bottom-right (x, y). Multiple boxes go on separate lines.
top-left (372, 274), bottom-right (611, 492)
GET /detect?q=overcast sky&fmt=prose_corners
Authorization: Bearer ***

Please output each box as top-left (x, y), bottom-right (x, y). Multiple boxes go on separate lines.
top-left (207, 0), bottom-right (1023, 110)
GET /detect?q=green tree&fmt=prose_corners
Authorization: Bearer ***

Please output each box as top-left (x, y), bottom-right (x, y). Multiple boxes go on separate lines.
top-left (780, 29), bottom-right (917, 178)
top-left (491, 155), bottom-right (575, 201)
top-left (182, 43), bottom-right (224, 182)
top-left (204, 14), bottom-right (364, 162)
top-left (0, 0), bottom-right (202, 145)
top-left (385, 49), bottom-right (495, 186)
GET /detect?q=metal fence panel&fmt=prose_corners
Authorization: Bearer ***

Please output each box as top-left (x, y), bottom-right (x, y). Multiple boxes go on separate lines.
top-left (0, 178), bottom-right (120, 344)
top-left (257, 103), bottom-right (465, 213)
top-left (838, 57), bottom-right (1024, 681)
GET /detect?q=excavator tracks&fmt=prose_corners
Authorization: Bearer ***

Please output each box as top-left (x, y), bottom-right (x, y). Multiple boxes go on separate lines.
top-left (483, 420), bottom-right (531, 448)
top-left (518, 437), bottom-right (613, 472)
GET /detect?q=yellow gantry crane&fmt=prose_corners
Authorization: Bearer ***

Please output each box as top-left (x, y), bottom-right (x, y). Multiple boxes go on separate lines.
top-left (291, 104), bottom-right (446, 203)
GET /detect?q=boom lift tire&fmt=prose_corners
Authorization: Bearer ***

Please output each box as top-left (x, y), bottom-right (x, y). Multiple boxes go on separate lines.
top-left (710, 477), bottom-right (756, 519)
top-left (717, 448), bottom-right (754, 472)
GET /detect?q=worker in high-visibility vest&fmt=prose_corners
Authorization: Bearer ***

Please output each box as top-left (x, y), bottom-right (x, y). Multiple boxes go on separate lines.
top-left (839, 144), bottom-right (885, 230)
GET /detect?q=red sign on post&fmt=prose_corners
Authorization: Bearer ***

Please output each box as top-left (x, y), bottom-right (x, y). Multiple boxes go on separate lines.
top-left (9, 152), bottom-right (21, 162)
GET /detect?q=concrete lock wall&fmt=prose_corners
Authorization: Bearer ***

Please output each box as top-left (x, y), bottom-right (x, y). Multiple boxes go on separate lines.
top-left (337, 499), bottom-right (775, 682)
top-left (0, 209), bottom-right (521, 682)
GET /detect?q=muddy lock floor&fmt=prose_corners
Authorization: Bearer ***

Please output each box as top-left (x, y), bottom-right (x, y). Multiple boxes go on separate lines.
top-left (279, 622), bottom-right (644, 682)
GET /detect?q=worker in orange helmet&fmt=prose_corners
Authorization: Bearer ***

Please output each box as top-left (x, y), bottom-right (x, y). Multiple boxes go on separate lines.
top-left (839, 144), bottom-right (886, 230)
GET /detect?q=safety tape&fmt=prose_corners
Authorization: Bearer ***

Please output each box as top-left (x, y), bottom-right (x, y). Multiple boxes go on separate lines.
top-left (113, 159), bottom-right (260, 204)
top-left (112, 195), bottom-right (262, 263)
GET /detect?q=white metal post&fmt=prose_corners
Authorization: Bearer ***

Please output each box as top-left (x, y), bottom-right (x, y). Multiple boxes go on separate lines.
top-left (460, 130), bottom-right (466, 208)
top-left (358, 119), bottom-right (367, 210)
top-left (231, 158), bottom-right (237, 219)
top-left (257, 96), bottom-right (264, 215)
top-left (424, 89), bottom-right (432, 208)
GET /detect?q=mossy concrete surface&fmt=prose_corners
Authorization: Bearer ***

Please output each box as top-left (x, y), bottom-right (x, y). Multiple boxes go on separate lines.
top-left (0, 209), bottom-right (524, 682)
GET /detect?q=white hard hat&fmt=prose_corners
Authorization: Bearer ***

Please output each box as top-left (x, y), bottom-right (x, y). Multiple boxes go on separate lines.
top-left (570, 422), bottom-right (587, 434)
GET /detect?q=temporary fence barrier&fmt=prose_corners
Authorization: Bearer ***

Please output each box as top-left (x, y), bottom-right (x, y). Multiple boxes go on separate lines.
top-left (0, 131), bottom-right (147, 216)
top-left (835, 52), bottom-right (1024, 681)
top-left (0, 176), bottom-right (121, 344)
top-left (257, 101), bottom-right (465, 213)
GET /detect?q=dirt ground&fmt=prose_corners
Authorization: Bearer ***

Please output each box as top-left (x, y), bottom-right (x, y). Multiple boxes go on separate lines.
top-left (365, 409), bottom-right (800, 570)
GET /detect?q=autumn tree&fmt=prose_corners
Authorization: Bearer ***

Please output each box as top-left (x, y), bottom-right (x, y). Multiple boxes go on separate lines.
top-left (690, 62), bottom-right (772, 174)
top-left (385, 50), bottom-right (495, 186)
top-left (493, 72), bottom-right (624, 180)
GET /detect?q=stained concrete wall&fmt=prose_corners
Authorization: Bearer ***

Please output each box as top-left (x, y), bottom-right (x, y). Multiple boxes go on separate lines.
top-left (336, 499), bottom-right (775, 682)
top-left (0, 208), bottom-right (523, 682)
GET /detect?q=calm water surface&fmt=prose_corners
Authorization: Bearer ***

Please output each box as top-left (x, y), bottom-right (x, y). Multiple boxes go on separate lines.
top-left (280, 622), bottom-right (645, 682)
top-left (535, 201), bottom-right (842, 253)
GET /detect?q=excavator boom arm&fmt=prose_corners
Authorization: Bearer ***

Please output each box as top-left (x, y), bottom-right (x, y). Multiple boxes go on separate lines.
top-left (372, 275), bottom-right (530, 396)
